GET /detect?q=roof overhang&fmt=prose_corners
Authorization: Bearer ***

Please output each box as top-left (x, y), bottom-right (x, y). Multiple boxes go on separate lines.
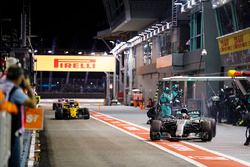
top-left (161, 76), bottom-right (248, 82)
top-left (95, 28), bottom-right (129, 41)
top-left (112, 18), bottom-right (156, 32)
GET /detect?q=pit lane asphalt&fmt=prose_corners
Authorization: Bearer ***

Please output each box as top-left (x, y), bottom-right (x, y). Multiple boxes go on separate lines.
top-left (39, 104), bottom-right (195, 167)
top-left (87, 105), bottom-right (250, 163)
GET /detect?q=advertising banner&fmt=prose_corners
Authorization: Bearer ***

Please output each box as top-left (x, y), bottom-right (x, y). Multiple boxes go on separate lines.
top-left (34, 55), bottom-right (116, 72)
top-left (217, 28), bottom-right (250, 55)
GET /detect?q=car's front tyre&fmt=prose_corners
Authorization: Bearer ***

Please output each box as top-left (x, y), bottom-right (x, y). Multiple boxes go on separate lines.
top-left (201, 120), bottom-right (213, 141)
top-left (150, 120), bottom-right (162, 140)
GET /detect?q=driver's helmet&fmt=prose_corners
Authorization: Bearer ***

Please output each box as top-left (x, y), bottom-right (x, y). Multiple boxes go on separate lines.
top-left (172, 84), bottom-right (178, 90)
top-left (181, 108), bottom-right (188, 114)
top-left (163, 87), bottom-right (171, 93)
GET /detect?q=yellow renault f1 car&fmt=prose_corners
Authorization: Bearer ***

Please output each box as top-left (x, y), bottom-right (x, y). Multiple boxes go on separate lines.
top-left (54, 99), bottom-right (90, 120)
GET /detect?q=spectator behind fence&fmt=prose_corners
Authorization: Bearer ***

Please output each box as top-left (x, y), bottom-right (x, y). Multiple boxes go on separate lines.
top-left (0, 65), bottom-right (36, 167)
top-left (146, 98), bottom-right (154, 108)
top-left (0, 57), bottom-right (21, 79)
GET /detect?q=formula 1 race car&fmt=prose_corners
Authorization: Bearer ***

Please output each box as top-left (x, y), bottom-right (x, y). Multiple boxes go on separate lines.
top-left (149, 107), bottom-right (216, 141)
top-left (54, 99), bottom-right (90, 120)
top-left (52, 98), bottom-right (68, 111)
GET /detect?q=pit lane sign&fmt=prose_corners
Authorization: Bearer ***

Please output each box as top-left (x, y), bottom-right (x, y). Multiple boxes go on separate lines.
top-left (24, 108), bottom-right (44, 130)
top-left (34, 55), bottom-right (115, 72)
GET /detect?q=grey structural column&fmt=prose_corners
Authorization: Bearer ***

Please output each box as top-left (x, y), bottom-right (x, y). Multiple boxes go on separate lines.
top-left (203, 0), bottom-right (221, 98)
top-left (128, 48), bottom-right (133, 106)
top-left (113, 54), bottom-right (117, 100)
top-left (105, 72), bottom-right (110, 105)
top-left (203, 0), bottom-right (221, 75)
top-left (123, 52), bottom-right (128, 105)
top-left (119, 54), bottom-right (123, 95)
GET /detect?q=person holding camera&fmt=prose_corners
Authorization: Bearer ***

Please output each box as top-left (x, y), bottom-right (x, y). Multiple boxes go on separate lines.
top-left (0, 65), bottom-right (36, 167)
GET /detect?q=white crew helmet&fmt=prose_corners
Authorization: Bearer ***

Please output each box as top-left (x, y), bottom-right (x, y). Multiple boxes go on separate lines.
top-left (6, 57), bottom-right (21, 69)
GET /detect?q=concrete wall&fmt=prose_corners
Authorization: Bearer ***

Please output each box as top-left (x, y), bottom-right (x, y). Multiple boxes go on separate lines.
top-left (204, 1), bottom-right (221, 76)
top-left (134, 36), bottom-right (161, 103)
top-left (137, 73), bottom-right (159, 103)
top-left (136, 44), bottom-right (144, 68)
top-left (152, 37), bottom-right (160, 63)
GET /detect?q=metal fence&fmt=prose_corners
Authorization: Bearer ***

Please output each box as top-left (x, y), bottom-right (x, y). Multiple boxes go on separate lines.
top-left (36, 78), bottom-right (106, 98)
top-left (36, 78), bottom-right (106, 93)
top-left (0, 111), bottom-right (11, 167)
top-left (21, 131), bottom-right (32, 167)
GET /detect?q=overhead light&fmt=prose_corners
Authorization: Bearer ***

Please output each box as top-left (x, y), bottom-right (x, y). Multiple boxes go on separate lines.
top-left (152, 26), bottom-right (159, 29)
top-left (155, 23), bottom-right (163, 27)
top-left (91, 52), bottom-right (95, 55)
top-left (192, 0), bottom-right (201, 6)
top-left (48, 50), bottom-right (52, 54)
top-left (181, 5), bottom-right (186, 12)
top-left (201, 49), bottom-right (207, 56)
top-left (109, 84), bottom-right (113, 89)
top-left (147, 28), bottom-right (154, 31)
top-left (64, 51), bottom-right (69, 54)
top-left (78, 51), bottom-right (82, 55)
top-left (174, 3), bottom-right (183, 6)
top-left (109, 41), bottom-right (115, 45)
top-left (191, 0), bottom-right (196, 6)
top-left (187, 1), bottom-right (192, 9)
top-left (166, 22), bottom-right (170, 29)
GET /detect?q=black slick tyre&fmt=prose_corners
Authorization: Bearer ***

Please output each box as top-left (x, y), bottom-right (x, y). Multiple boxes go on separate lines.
top-left (201, 120), bottom-right (213, 141)
top-left (150, 120), bottom-right (161, 140)
top-left (83, 108), bottom-right (90, 119)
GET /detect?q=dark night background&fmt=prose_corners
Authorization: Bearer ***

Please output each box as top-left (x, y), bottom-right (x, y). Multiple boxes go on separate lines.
top-left (0, 0), bottom-right (110, 51)
top-left (0, 0), bottom-right (111, 84)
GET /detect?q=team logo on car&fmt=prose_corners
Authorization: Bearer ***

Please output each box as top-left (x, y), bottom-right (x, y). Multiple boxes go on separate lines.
top-left (54, 58), bottom-right (96, 69)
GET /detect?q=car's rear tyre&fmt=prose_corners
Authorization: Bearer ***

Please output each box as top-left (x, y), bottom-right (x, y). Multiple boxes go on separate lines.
top-left (150, 120), bottom-right (161, 140)
top-left (63, 109), bottom-right (70, 120)
top-left (55, 108), bottom-right (63, 120)
top-left (201, 120), bottom-right (213, 141)
top-left (78, 108), bottom-right (90, 119)
top-left (52, 103), bottom-right (57, 110)
top-left (83, 108), bottom-right (90, 119)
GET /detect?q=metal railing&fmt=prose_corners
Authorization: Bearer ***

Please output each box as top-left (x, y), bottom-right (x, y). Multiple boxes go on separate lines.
top-left (0, 111), bottom-right (11, 167)
top-left (0, 112), bottom-right (34, 167)
top-left (21, 131), bottom-right (32, 167)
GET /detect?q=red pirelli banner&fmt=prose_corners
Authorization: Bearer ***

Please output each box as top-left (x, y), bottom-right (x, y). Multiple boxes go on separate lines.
top-left (34, 55), bottom-right (116, 72)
